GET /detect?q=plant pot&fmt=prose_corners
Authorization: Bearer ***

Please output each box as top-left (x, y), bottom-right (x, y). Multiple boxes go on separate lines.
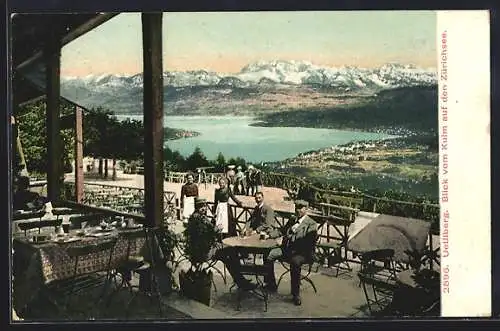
top-left (138, 266), bottom-right (175, 295)
top-left (179, 269), bottom-right (212, 306)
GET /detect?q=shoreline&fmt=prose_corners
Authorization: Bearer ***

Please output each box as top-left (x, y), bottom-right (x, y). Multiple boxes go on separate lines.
top-left (115, 113), bottom-right (423, 137)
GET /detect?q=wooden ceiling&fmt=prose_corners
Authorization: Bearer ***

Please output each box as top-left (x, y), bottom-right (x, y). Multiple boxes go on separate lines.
top-left (11, 13), bottom-right (117, 105)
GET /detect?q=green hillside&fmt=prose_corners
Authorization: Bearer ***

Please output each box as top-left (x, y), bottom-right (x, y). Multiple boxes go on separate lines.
top-left (252, 86), bottom-right (438, 134)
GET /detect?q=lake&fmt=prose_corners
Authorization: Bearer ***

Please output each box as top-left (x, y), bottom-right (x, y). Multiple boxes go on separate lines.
top-left (116, 115), bottom-right (393, 162)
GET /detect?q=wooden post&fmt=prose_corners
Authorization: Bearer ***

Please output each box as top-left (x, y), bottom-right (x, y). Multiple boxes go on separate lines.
top-left (45, 36), bottom-right (62, 202)
top-left (112, 159), bottom-right (117, 180)
top-left (142, 13), bottom-right (164, 228)
top-left (75, 106), bottom-right (84, 203)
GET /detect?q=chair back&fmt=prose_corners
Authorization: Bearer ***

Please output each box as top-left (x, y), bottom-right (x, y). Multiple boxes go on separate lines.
top-left (39, 218), bottom-right (63, 230)
top-left (120, 227), bottom-right (147, 260)
top-left (360, 249), bottom-right (396, 276)
top-left (13, 210), bottom-right (46, 221)
top-left (67, 237), bottom-right (118, 277)
top-left (17, 221), bottom-right (43, 233)
top-left (17, 218), bottom-right (62, 235)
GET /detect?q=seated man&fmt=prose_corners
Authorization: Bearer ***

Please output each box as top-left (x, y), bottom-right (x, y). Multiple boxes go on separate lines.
top-left (190, 197), bottom-right (257, 291)
top-left (264, 200), bottom-right (318, 306)
top-left (13, 176), bottom-right (46, 211)
top-left (246, 191), bottom-right (280, 237)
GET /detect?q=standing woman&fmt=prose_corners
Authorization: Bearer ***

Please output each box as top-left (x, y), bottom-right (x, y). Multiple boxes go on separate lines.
top-left (214, 177), bottom-right (243, 237)
top-left (181, 172), bottom-right (199, 221)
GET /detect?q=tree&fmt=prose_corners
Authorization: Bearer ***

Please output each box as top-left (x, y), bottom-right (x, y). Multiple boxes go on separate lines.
top-left (164, 146), bottom-right (185, 172)
top-left (185, 146), bottom-right (209, 170)
top-left (215, 152), bottom-right (225, 172)
top-left (15, 99), bottom-right (75, 176)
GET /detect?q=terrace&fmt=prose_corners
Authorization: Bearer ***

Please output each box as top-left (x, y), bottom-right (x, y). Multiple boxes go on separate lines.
top-left (10, 13), bottom-right (440, 321)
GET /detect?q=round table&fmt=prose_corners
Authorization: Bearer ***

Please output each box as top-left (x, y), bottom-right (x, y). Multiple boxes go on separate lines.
top-left (222, 234), bottom-right (280, 250)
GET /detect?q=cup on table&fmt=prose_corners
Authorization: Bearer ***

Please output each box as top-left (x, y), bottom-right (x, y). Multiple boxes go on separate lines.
top-left (62, 223), bottom-right (70, 234)
top-left (127, 218), bottom-right (135, 228)
top-left (259, 232), bottom-right (266, 240)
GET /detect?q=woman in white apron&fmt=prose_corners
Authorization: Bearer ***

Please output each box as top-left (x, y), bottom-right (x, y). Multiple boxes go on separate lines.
top-left (180, 173), bottom-right (199, 221)
top-left (213, 177), bottom-right (242, 237)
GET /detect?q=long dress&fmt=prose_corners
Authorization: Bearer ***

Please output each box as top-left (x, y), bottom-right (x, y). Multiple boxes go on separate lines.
top-left (181, 183), bottom-right (199, 220)
top-left (214, 187), bottom-right (242, 236)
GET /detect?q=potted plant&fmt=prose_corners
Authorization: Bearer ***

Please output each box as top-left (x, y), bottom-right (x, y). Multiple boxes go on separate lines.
top-left (401, 249), bottom-right (440, 316)
top-left (178, 214), bottom-right (221, 306)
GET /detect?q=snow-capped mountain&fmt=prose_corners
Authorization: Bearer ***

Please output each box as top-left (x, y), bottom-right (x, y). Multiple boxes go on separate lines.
top-left (61, 60), bottom-right (437, 91)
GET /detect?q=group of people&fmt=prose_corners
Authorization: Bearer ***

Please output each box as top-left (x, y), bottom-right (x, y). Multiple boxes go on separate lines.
top-left (181, 170), bottom-right (317, 306)
top-left (226, 165), bottom-right (263, 196)
top-left (180, 172), bottom-right (243, 235)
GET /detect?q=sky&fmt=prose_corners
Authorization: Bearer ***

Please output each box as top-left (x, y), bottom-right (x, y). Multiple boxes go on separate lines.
top-left (61, 11), bottom-right (437, 77)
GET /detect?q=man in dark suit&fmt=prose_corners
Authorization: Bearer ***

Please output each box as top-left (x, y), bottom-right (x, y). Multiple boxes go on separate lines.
top-left (191, 198), bottom-right (257, 291)
top-left (265, 200), bottom-right (318, 306)
top-left (246, 191), bottom-right (280, 237)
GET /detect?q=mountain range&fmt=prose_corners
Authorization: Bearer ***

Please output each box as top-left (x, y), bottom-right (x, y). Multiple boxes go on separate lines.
top-left (59, 60), bottom-right (437, 115)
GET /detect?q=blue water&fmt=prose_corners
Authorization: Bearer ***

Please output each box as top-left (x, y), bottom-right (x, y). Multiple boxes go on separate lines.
top-left (115, 115), bottom-right (393, 163)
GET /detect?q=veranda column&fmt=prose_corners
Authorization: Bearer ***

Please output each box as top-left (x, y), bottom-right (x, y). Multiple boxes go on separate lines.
top-left (75, 106), bottom-right (84, 203)
top-left (45, 35), bottom-right (62, 202)
top-left (142, 13), bottom-right (164, 227)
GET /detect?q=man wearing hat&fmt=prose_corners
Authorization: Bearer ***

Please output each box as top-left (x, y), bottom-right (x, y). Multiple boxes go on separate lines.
top-left (189, 197), bottom-right (258, 291)
top-left (264, 199), bottom-right (318, 306)
top-left (192, 197), bottom-right (209, 219)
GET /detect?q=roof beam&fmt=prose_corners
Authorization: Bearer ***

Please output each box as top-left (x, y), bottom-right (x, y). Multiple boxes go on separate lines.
top-left (60, 13), bottom-right (119, 46)
top-left (16, 13), bottom-right (118, 72)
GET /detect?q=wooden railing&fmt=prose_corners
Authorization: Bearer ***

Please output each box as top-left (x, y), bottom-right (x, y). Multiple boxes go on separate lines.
top-left (165, 171), bottom-right (224, 184)
top-left (262, 171), bottom-right (439, 233)
top-left (62, 176), bottom-right (440, 268)
top-left (63, 182), bottom-right (178, 223)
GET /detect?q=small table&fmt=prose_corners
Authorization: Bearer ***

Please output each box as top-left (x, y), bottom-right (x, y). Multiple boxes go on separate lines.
top-left (12, 227), bottom-right (147, 313)
top-left (222, 234), bottom-right (280, 251)
top-left (222, 234), bottom-right (280, 311)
